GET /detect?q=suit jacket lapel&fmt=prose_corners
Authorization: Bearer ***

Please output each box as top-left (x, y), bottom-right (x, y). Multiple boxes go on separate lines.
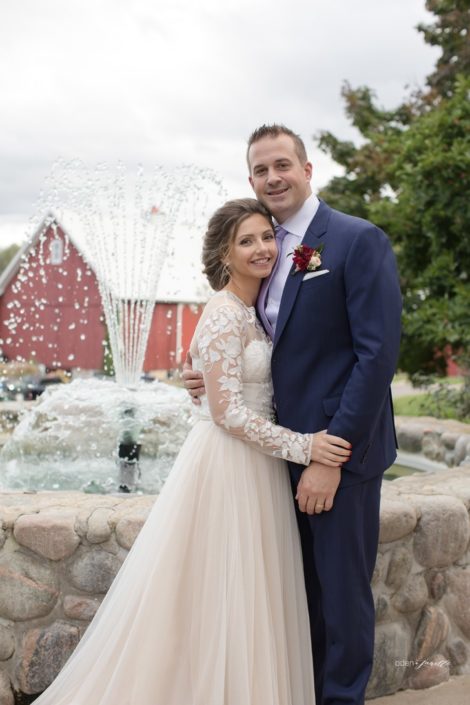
top-left (273, 200), bottom-right (331, 349)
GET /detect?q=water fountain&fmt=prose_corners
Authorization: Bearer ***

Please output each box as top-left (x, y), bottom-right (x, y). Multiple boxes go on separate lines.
top-left (0, 161), bottom-right (225, 492)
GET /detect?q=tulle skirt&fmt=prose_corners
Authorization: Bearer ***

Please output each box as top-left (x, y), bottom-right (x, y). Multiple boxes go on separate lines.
top-left (32, 420), bottom-right (315, 705)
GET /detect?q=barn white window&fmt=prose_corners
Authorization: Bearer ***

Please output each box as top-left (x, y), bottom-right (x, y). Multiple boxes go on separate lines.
top-left (49, 238), bottom-right (63, 265)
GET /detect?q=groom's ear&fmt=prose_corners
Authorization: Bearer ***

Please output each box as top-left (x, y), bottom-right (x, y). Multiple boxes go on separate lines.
top-left (304, 161), bottom-right (313, 182)
top-left (248, 175), bottom-right (254, 190)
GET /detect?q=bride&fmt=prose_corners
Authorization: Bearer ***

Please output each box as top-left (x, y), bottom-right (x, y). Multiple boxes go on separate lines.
top-left (32, 198), bottom-right (350, 705)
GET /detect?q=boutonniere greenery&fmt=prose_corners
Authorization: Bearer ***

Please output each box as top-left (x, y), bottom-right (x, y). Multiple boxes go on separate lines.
top-left (289, 243), bottom-right (325, 275)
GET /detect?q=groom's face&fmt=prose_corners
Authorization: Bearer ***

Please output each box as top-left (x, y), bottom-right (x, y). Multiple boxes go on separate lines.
top-left (248, 134), bottom-right (312, 223)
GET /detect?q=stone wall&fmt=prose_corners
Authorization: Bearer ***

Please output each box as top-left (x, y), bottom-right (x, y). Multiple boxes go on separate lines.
top-left (366, 465), bottom-right (470, 697)
top-left (0, 466), bottom-right (469, 703)
top-left (0, 492), bottom-right (154, 705)
top-left (395, 415), bottom-right (470, 467)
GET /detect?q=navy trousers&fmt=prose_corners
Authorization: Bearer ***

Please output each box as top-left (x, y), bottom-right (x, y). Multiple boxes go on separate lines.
top-left (289, 469), bottom-right (382, 705)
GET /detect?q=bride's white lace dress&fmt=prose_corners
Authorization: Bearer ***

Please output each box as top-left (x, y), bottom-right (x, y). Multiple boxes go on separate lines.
top-left (32, 290), bottom-right (315, 705)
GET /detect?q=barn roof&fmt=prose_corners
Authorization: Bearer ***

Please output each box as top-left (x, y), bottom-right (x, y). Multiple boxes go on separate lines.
top-left (0, 213), bottom-right (207, 304)
top-left (0, 212), bottom-right (95, 297)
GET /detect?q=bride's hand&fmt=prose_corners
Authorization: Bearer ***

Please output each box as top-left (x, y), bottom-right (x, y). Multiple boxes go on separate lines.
top-left (310, 430), bottom-right (351, 467)
top-left (182, 352), bottom-right (205, 406)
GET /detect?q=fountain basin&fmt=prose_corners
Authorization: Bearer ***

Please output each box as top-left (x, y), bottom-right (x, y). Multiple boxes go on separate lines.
top-left (0, 378), bottom-right (192, 493)
top-left (2, 412), bottom-right (470, 493)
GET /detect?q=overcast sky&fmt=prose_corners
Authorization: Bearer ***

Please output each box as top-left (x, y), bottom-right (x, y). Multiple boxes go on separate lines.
top-left (0, 0), bottom-right (439, 256)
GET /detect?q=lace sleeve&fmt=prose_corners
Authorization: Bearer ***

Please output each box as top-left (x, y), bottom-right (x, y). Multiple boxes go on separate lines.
top-left (196, 302), bottom-right (312, 465)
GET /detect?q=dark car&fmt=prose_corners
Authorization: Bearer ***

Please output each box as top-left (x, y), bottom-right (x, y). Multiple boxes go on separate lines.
top-left (21, 375), bottom-right (64, 400)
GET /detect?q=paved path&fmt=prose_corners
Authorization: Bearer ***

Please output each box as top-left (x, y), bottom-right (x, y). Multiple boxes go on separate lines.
top-left (391, 379), bottom-right (426, 398)
top-left (369, 675), bottom-right (470, 704)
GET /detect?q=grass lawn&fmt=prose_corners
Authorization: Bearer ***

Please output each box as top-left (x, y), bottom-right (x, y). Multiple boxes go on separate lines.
top-left (384, 463), bottom-right (421, 481)
top-left (393, 392), bottom-right (469, 423)
top-left (438, 375), bottom-right (464, 386)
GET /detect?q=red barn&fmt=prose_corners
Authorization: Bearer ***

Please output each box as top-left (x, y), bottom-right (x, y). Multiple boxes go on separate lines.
top-left (0, 215), bottom-right (204, 374)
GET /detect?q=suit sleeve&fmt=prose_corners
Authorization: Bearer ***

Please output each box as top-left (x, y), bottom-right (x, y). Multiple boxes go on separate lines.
top-left (326, 225), bottom-right (402, 461)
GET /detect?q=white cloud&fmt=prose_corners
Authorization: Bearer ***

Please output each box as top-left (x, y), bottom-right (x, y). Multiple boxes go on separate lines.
top-left (0, 0), bottom-right (439, 261)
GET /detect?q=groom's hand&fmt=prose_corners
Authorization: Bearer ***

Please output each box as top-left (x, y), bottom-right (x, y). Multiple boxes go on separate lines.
top-left (182, 352), bottom-right (205, 406)
top-left (296, 462), bottom-right (341, 515)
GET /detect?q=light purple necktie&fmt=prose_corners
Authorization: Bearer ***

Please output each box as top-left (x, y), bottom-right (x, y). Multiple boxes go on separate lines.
top-left (257, 226), bottom-right (289, 339)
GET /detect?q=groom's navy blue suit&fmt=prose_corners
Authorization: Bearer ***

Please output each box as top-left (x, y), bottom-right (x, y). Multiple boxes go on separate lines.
top-left (258, 200), bottom-right (402, 705)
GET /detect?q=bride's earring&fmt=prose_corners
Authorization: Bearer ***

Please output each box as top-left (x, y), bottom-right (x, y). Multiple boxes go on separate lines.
top-left (222, 261), bottom-right (231, 281)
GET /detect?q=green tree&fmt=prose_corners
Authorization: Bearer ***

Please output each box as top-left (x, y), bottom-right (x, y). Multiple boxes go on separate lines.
top-left (417, 0), bottom-right (470, 101)
top-left (316, 82), bottom-right (409, 216)
top-left (316, 0), bottom-right (470, 215)
top-left (315, 1), bottom-right (470, 379)
top-left (371, 76), bottom-right (470, 373)
top-left (0, 244), bottom-right (20, 274)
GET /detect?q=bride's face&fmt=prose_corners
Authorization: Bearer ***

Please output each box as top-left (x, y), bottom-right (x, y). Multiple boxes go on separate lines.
top-left (226, 214), bottom-right (277, 283)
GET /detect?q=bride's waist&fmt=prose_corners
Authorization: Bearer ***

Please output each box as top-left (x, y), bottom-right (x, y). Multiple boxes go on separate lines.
top-left (193, 387), bottom-right (273, 422)
top-left (242, 380), bottom-right (272, 398)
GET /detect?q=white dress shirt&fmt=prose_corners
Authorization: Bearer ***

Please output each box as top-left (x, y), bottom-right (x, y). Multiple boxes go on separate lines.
top-left (265, 193), bottom-right (320, 332)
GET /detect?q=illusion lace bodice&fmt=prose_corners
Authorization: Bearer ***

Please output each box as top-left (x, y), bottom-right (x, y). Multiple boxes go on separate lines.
top-left (189, 290), bottom-right (312, 466)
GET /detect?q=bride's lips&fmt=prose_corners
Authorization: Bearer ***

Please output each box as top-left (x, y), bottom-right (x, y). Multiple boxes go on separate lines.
top-left (250, 257), bottom-right (272, 266)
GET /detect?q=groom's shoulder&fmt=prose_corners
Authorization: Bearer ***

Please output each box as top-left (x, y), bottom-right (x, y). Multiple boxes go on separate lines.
top-left (323, 201), bottom-right (388, 245)
top-left (326, 202), bottom-right (377, 233)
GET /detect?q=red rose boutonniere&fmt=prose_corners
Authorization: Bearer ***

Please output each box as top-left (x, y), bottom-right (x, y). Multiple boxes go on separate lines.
top-left (289, 243), bottom-right (325, 275)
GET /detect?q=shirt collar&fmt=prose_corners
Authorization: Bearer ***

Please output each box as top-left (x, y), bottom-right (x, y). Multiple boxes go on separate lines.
top-left (275, 193), bottom-right (320, 239)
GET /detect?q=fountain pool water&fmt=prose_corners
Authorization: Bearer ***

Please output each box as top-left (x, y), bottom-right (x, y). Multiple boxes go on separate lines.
top-left (1, 455), bottom-right (177, 495)
top-left (0, 381), bottom-right (439, 493)
top-left (0, 378), bottom-right (192, 493)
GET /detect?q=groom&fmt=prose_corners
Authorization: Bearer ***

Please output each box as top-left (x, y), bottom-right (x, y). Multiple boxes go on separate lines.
top-left (185, 124), bottom-right (402, 705)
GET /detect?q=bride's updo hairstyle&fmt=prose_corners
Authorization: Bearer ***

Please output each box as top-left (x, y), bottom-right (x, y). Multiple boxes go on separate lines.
top-left (202, 198), bottom-right (273, 291)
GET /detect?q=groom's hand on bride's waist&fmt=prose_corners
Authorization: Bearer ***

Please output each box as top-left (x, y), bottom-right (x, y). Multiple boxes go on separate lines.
top-left (296, 462), bottom-right (341, 515)
top-left (182, 352), bottom-right (205, 406)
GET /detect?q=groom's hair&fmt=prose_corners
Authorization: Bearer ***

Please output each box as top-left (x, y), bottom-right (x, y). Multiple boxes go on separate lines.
top-left (246, 124), bottom-right (308, 169)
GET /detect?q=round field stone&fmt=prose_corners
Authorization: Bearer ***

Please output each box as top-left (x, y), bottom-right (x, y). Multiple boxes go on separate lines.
top-left (68, 548), bottom-right (123, 594)
top-left (405, 653), bottom-right (450, 690)
top-left (444, 567), bottom-right (470, 639)
top-left (0, 670), bottom-right (14, 705)
top-left (396, 426), bottom-right (423, 453)
top-left (14, 512), bottom-right (79, 561)
top-left (391, 573), bottom-right (428, 614)
top-left (413, 606), bottom-right (449, 661)
top-left (115, 511), bottom-right (149, 550)
top-left (0, 623), bottom-right (15, 660)
top-left (379, 499), bottom-right (417, 544)
top-left (63, 595), bottom-right (101, 621)
top-left (17, 621), bottom-right (80, 694)
top-left (413, 496), bottom-right (470, 568)
top-left (0, 551), bottom-right (58, 621)
top-left (366, 621), bottom-right (412, 698)
top-left (86, 508), bottom-right (113, 544)
top-left (385, 545), bottom-right (412, 591)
